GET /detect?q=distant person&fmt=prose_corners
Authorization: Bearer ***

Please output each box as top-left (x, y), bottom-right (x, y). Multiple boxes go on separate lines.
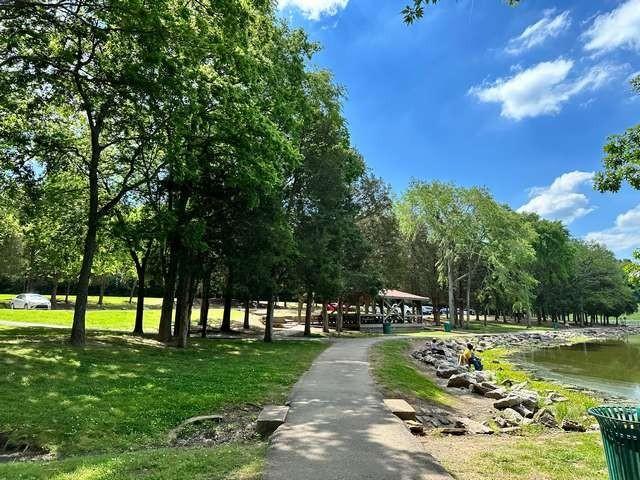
top-left (459, 343), bottom-right (483, 371)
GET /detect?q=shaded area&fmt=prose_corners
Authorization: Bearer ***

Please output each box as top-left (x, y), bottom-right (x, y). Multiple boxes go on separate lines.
top-left (0, 443), bottom-right (264, 480)
top-left (0, 327), bottom-right (326, 456)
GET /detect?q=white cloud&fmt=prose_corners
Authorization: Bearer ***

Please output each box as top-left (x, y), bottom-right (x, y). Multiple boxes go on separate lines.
top-left (469, 59), bottom-right (618, 120)
top-left (518, 171), bottom-right (595, 224)
top-left (278, 0), bottom-right (348, 20)
top-left (586, 204), bottom-right (640, 254)
top-left (583, 0), bottom-right (640, 54)
top-left (506, 10), bottom-right (571, 55)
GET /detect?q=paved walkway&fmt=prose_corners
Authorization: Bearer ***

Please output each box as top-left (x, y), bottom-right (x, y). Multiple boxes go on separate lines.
top-left (264, 338), bottom-right (452, 480)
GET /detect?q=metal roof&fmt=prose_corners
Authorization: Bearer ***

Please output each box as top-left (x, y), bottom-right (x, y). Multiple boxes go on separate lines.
top-left (379, 289), bottom-right (430, 302)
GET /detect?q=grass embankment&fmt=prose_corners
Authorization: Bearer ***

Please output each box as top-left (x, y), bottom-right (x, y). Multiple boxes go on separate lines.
top-left (372, 337), bottom-right (607, 480)
top-left (370, 339), bottom-right (451, 405)
top-left (0, 327), bottom-right (326, 478)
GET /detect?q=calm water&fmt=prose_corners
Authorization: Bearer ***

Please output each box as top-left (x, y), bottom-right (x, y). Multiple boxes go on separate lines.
top-left (517, 335), bottom-right (640, 401)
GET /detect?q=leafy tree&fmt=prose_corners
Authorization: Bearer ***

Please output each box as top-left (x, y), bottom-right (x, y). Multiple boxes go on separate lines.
top-left (594, 75), bottom-right (640, 193)
top-left (402, 0), bottom-right (519, 24)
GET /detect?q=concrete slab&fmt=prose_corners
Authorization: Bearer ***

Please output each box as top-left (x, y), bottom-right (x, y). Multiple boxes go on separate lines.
top-left (257, 405), bottom-right (289, 436)
top-left (384, 398), bottom-right (417, 421)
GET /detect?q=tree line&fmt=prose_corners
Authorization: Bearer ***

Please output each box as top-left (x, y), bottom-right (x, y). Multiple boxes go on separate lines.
top-left (0, 2), bottom-right (637, 348)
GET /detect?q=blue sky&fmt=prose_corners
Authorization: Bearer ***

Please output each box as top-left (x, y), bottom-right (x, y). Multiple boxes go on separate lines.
top-left (279, 0), bottom-right (640, 258)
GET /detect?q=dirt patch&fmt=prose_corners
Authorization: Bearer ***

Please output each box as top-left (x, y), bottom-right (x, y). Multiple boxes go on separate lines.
top-left (0, 432), bottom-right (51, 463)
top-left (169, 405), bottom-right (261, 448)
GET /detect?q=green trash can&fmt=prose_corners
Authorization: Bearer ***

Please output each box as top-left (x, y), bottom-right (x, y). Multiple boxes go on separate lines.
top-left (382, 322), bottom-right (393, 334)
top-left (589, 406), bottom-right (640, 479)
top-left (443, 321), bottom-right (452, 333)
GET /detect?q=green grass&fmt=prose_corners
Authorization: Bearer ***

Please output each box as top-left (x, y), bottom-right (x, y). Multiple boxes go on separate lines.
top-left (0, 444), bottom-right (264, 480)
top-left (370, 339), bottom-right (451, 405)
top-left (439, 433), bottom-right (606, 480)
top-left (401, 321), bottom-right (553, 337)
top-left (0, 308), bottom-right (251, 332)
top-left (481, 347), bottom-right (599, 424)
top-left (0, 327), bottom-right (326, 457)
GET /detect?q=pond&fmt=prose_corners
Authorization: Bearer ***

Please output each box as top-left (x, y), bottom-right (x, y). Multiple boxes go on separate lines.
top-left (516, 335), bottom-right (640, 401)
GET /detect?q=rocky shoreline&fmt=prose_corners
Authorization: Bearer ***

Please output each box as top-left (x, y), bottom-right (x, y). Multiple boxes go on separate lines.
top-left (410, 326), bottom-right (640, 435)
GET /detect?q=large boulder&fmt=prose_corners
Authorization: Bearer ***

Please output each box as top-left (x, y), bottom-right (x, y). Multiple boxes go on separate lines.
top-left (493, 395), bottom-right (524, 410)
top-left (512, 404), bottom-right (534, 419)
top-left (436, 365), bottom-right (463, 379)
top-left (470, 382), bottom-right (494, 396)
top-left (561, 419), bottom-right (586, 432)
top-left (447, 373), bottom-right (474, 388)
top-left (533, 408), bottom-right (558, 428)
top-left (500, 408), bottom-right (524, 426)
top-left (485, 388), bottom-right (507, 400)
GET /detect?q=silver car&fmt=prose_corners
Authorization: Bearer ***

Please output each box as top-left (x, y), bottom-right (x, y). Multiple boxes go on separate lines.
top-left (9, 293), bottom-right (51, 310)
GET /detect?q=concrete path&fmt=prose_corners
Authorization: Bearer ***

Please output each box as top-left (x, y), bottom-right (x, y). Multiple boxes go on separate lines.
top-left (264, 338), bottom-right (452, 480)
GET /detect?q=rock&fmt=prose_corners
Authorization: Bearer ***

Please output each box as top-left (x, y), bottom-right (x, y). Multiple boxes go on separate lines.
top-left (437, 365), bottom-right (463, 379)
top-left (470, 382), bottom-right (494, 396)
top-left (500, 379), bottom-right (514, 387)
top-left (384, 399), bottom-right (416, 421)
top-left (515, 390), bottom-right (539, 411)
top-left (494, 416), bottom-right (509, 428)
top-left (547, 392), bottom-right (568, 403)
top-left (485, 388), bottom-right (507, 400)
top-left (493, 395), bottom-right (524, 410)
top-left (500, 426), bottom-right (521, 433)
top-left (500, 408), bottom-right (525, 426)
top-left (561, 419), bottom-right (586, 432)
top-left (481, 381), bottom-right (500, 391)
top-left (458, 417), bottom-right (493, 435)
top-left (257, 405), bottom-right (289, 436)
top-left (512, 404), bottom-right (534, 419)
top-left (472, 371), bottom-right (490, 383)
top-left (533, 408), bottom-right (558, 428)
top-left (447, 373), bottom-right (473, 388)
top-left (441, 427), bottom-right (467, 435)
top-left (404, 420), bottom-right (425, 435)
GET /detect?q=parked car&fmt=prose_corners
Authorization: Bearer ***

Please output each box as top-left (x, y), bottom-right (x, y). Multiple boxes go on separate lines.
top-left (421, 305), bottom-right (434, 314)
top-left (439, 307), bottom-right (449, 314)
top-left (9, 293), bottom-right (51, 310)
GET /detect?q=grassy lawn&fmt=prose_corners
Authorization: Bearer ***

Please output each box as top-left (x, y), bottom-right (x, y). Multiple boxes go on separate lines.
top-left (0, 444), bottom-right (264, 480)
top-left (0, 308), bottom-right (254, 332)
top-left (0, 294), bottom-right (164, 310)
top-left (0, 327), bottom-right (326, 479)
top-left (433, 433), bottom-right (607, 480)
top-left (370, 339), bottom-right (451, 405)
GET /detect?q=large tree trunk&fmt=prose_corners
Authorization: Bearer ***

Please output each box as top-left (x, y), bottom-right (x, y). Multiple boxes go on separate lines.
top-left (243, 299), bottom-right (250, 330)
top-left (129, 280), bottom-right (136, 304)
top-left (356, 297), bottom-right (362, 330)
top-left (200, 273), bottom-right (210, 338)
top-left (71, 199), bottom-right (99, 346)
top-left (159, 237), bottom-right (178, 342)
top-left (264, 297), bottom-right (274, 342)
top-left (50, 277), bottom-right (58, 310)
top-left (133, 261), bottom-right (146, 335)
top-left (337, 299), bottom-right (343, 333)
top-left (297, 296), bottom-right (303, 324)
top-left (465, 266), bottom-right (471, 328)
top-left (447, 256), bottom-right (456, 327)
top-left (322, 300), bottom-right (329, 333)
top-left (175, 264), bottom-right (191, 348)
top-left (304, 290), bottom-right (313, 336)
top-left (221, 273), bottom-right (233, 333)
top-left (65, 280), bottom-right (71, 305)
top-left (97, 276), bottom-right (106, 307)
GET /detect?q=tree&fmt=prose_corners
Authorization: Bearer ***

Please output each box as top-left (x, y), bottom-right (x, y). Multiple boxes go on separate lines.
top-left (594, 75), bottom-right (640, 193)
top-left (402, 0), bottom-right (519, 24)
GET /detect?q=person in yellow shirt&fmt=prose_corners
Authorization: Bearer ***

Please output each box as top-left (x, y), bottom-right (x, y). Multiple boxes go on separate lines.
top-left (460, 343), bottom-right (474, 367)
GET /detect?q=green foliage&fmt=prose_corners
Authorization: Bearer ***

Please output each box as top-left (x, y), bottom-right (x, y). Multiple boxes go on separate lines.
top-left (594, 74), bottom-right (640, 193)
top-left (402, 0), bottom-right (519, 24)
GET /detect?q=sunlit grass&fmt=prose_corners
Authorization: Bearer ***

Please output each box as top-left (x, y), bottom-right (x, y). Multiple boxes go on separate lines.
top-left (370, 339), bottom-right (451, 405)
top-left (0, 327), bottom-right (326, 456)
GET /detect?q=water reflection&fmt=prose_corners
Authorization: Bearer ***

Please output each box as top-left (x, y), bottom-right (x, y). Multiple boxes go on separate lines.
top-left (517, 335), bottom-right (640, 401)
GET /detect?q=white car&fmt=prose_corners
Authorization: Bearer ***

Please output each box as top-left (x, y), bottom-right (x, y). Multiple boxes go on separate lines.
top-left (421, 305), bottom-right (434, 315)
top-left (9, 293), bottom-right (51, 310)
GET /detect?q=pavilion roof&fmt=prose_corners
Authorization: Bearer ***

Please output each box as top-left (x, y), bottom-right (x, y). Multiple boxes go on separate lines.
top-left (378, 289), bottom-right (430, 302)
